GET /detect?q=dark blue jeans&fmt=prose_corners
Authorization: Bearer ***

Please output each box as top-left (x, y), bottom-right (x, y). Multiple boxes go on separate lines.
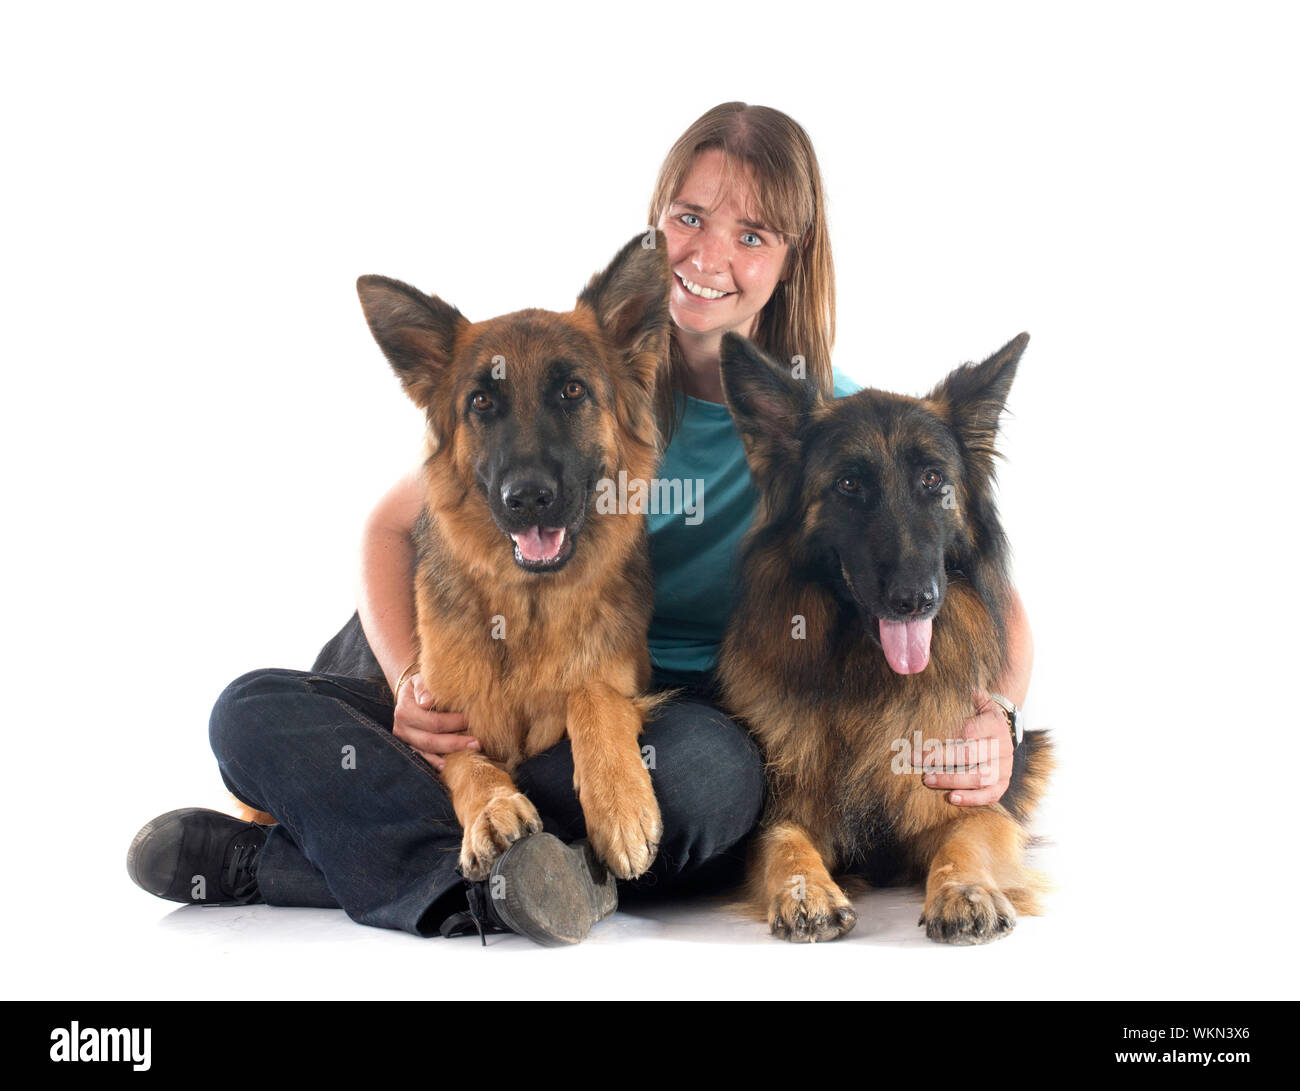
top-left (208, 615), bottom-right (763, 936)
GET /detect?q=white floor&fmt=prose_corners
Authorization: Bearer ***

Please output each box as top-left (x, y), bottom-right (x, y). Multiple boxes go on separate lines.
top-left (9, 794), bottom-right (1289, 1002)
top-left (8, 676), bottom-right (1296, 1003)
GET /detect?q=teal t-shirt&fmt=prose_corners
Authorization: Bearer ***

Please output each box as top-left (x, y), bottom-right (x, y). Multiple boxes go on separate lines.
top-left (647, 367), bottom-right (862, 684)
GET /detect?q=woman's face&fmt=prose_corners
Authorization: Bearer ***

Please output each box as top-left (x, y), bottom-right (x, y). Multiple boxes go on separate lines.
top-left (658, 148), bottom-right (790, 342)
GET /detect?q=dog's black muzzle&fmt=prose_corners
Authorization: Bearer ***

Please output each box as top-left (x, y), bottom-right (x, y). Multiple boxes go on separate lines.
top-left (493, 469), bottom-right (590, 573)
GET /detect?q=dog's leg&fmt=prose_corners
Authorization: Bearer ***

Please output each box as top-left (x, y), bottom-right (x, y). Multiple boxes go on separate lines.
top-left (566, 681), bottom-right (662, 880)
top-left (755, 821), bottom-right (857, 943)
top-left (441, 751), bottom-right (542, 881)
top-left (918, 809), bottom-right (1028, 945)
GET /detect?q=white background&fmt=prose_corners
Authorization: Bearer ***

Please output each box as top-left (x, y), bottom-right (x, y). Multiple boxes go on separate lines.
top-left (3, 1), bottom-right (1295, 1001)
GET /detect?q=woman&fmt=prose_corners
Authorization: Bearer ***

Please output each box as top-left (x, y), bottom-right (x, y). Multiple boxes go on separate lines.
top-left (127, 102), bottom-right (1033, 943)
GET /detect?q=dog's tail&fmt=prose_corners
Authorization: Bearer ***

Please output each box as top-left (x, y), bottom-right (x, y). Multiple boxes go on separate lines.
top-left (634, 688), bottom-right (683, 724)
top-left (1004, 868), bottom-right (1054, 917)
top-left (1002, 729), bottom-right (1056, 915)
top-left (1001, 728), bottom-right (1055, 825)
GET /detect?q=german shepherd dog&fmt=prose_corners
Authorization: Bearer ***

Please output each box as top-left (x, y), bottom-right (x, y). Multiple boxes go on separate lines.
top-left (717, 332), bottom-right (1053, 944)
top-left (341, 232), bottom-right (672, 882)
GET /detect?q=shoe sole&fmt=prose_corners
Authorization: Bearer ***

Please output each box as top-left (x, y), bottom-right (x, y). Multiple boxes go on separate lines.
top-left (489, 835), bottom-right (618, 946)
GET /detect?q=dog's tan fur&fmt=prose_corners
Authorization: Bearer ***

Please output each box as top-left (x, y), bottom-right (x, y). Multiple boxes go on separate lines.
top-left (718, 332), bottom-right (1053, 943)
top-left (236, 233), bottom-right (673, 881)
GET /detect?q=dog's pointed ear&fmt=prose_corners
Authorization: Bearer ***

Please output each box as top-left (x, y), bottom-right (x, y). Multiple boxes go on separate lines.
top-left (719, 332), bottom-right (820, 473)
top-left (357, 275), bottom-right (467, 408)
top-left (929, 332), bottom-right (1028, 463)
top-left (576, 230), bottom-right (672, 393)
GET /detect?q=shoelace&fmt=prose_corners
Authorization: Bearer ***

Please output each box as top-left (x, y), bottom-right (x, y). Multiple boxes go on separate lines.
top-left (462, 880), bottom-right (489, 946)
top-left (438, 879), bottom-right (513, 944)
top-left (223, 839), bottom-right (262, 904)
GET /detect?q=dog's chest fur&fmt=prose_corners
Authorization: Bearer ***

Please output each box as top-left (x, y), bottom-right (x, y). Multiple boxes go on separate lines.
top-left (412, 502), bottom-right (653, 771)
top-left (723, 570), bottom-right (1005, 877)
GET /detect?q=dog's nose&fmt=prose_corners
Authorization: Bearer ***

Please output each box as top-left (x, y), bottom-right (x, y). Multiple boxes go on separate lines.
top-left (885, 581), bottom-right (937, 617)
top-left (502, 477), bottom-right (557, 520)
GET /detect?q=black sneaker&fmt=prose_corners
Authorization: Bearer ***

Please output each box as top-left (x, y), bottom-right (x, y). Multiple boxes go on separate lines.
top-left (439, 834), bottom-right (617, 946)
top-left (127, 807), bottom-right (267, 906)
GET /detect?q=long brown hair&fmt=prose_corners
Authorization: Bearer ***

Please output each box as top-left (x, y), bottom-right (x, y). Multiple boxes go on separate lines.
top-left (647, 102), bottom-right (836, 441)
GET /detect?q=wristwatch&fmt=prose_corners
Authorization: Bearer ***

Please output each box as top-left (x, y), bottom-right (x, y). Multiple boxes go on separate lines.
top-left (987, 693), bottom-right (1023, 749)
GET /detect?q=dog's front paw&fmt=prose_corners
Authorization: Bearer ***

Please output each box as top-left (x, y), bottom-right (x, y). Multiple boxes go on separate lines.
top-left (582, 763), bottom-right (662, 880)
top-left (768, 875), bottom-right (857, 943)
top-left (459, 791), bottom-right (543, 881)
top-left (920, 882), bottom-right (1017, 945)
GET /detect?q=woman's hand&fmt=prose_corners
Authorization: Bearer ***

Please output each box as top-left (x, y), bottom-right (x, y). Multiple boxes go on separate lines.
top-left (913, 587), bottom-right (1033, 807)
top-left (392, 672), bottom-right (479, 773)
top-left (911, 691), bottom-right (1013, 806)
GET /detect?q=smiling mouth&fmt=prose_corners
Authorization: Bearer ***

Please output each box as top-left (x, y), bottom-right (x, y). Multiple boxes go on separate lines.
top-left (503, 489), bottom-right (589, 573)
top-left (509, 525), bottom-right (575, 570)
top-left (676, 273), bottom-right (733, 301)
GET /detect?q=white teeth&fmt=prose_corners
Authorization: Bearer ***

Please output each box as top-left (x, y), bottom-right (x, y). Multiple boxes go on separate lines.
top-left (679, 275), bottom-right (729, 300)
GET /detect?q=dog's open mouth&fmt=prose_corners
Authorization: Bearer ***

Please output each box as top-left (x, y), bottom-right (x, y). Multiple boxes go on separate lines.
top-left (509, 525), bottom-right (575, 571)
top-left (840, 559), bottom-right (935, 675)
top-left (498, 484), bottom-right (590, 573)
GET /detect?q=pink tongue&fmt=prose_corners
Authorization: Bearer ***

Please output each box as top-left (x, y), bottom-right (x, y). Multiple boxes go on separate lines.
top-left (512, 526), bottom-right (565, 562)
top-left (879, 618), bottom-right (933, 674)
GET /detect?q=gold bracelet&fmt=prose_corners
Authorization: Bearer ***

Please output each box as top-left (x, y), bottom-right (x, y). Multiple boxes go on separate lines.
top-left (394, 660), bottom-right (421, 701)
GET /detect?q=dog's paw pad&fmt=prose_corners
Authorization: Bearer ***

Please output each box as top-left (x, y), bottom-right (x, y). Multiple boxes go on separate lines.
top-left (769, 879), bottom-right (856, 943)
top-left (583, 765), bottom-right (662, 880)
top-left (589, 803), bottom-right (661, 880)
top-left (459, 792), bottom-right (543, 880)
top-left (921, 882), bottom-right (1016, 945)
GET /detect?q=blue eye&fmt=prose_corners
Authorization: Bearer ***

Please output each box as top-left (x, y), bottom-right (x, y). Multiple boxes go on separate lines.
top-left (740, 232), bottom-right (762, 247)
top-left (680, 212), bottom-right (701, 227)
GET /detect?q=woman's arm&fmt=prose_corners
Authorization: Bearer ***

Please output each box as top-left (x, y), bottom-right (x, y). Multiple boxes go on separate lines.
top-left (358, 465), bottom-right (478, 771)
top-left (916, 586), bottom-right (1034, 806)
top-left (357, 464), bottom-right (426, 692)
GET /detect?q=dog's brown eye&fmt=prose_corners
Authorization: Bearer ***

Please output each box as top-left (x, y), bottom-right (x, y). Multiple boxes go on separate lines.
top-left (837, 477), bottom-right (862, 494)
top-left (921, 469), bottom-right (943, 490)
top-left (561, 380), bottom-right (586, 401)
top-left (470, 392), bottom-right (493, 412)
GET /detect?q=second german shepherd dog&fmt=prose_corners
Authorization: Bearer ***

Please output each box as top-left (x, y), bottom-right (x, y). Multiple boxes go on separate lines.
top-left (352, 232), bottom-right (671, 882)
top-left (717, 332), bottom-right (1053, 944)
